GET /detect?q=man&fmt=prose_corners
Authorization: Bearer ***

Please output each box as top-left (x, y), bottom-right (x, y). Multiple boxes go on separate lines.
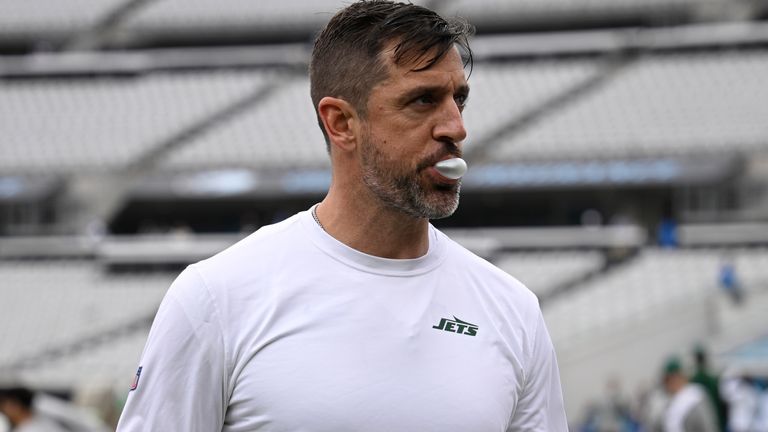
top-left (661, 358), bottom-right (718, 432)
top-left (117, 1), bottom-right (567, 430)
top-left (689, 346), bottom-right (727, 431)
top-left (0, 387), bottom-right (69, 432)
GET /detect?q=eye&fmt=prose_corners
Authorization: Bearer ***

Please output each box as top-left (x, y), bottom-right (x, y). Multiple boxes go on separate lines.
top-left (413, 94), bottom-right (436, 106)
top-left (455, 94), bottom-right (469, 111)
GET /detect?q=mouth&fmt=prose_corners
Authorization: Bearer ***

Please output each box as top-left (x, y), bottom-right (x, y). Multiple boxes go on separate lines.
top-left (434, 158), bottom-right (467, 180)
top-left (418, 149), bottom-right (463, 173)
top-left (427, 167), bottom-right (461, 187)
top-left (414, 148), bottom-right (464, 187)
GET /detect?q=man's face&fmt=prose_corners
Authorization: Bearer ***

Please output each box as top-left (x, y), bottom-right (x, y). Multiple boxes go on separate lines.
top-left (663, 373), bottom-right (685, 395)
top-left (359, 45), bottom-right (469, 220)
top-left (0, 398), bottom-right (19, 424)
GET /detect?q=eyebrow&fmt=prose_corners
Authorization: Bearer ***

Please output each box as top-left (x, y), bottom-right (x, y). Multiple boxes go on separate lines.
top-left (400, 83), bottom-right (470, 103)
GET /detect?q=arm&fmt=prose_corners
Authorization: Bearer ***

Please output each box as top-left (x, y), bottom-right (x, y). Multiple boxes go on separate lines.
top-left (117, 266), bottom-right (228, 431)
top-left (507, 311), bottom-right (568, 431)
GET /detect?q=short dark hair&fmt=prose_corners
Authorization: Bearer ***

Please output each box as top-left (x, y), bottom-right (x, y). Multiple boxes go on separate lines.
top-left (310, 0), bottom-right (474, 149)
top-left (0, 387), bottom-right (34, 410)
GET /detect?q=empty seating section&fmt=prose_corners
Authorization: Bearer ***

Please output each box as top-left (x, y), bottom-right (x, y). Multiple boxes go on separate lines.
top-left (0, 72), bottom-right (267, 174)
top-left (462, 60), bottom-right (600, 151)
top-left (543, 248), bottom-right (768, 352)
top-left (9, 52), bottom-right (763, 175)
top-left (492, 51), bottom-right (768, 162)
top-left (2, 50), bottom-right (767, 173)
top-left (0, 0), bottom-right (124, 36)
top-left (122, 0), bottom-right (426, 33)
top-left (15, 329), bottom-right (150, 390)
top-left (120, 0), bottom-right (710, 34)
top-left (443, 0), bottom-right (705, 22)
top-left (494, 250), bottom-right (604, 298)
top-left (0, 0), bottom-right (736, 41)
top-left (733, 248), bottom-right (768, 291)
top-left (0, 260), bottom-right (172, 368)
top-left (161, 78), bottom-right (331, 170)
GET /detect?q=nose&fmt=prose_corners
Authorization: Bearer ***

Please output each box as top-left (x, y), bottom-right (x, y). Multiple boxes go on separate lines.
top-left (433, 99), bottom-right (467, 145)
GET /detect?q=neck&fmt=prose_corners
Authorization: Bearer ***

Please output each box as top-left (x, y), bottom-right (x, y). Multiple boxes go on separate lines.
top-left (316, 185), bottom-right (430, 259)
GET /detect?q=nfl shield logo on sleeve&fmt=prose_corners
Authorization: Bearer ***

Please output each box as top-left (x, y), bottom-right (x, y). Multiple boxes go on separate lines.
top-left (130, 366), bottom-right (143, 391)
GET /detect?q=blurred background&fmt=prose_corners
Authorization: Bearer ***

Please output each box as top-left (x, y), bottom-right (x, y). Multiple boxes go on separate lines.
top-left (1, 0), bottom-right (768, 430)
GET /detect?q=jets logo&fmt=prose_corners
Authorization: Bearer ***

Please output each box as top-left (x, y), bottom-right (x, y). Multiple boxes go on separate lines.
top-left (432, 316), bottom-right (478, 336)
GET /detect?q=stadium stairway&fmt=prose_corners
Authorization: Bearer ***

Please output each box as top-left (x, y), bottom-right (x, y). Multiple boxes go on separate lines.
top-left (712, 273), bottom-right (768, 357)
top-left (0, 312), bottom-right (153, 374)
top-left (538, 246), bottom-right (640, 305)
top-left (65, 0), bottom-right (157, 51)
top-left (465, 53), bottom-right (637, 164)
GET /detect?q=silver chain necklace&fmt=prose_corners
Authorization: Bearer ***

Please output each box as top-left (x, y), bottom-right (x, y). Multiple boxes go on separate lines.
top-left (311, 205), bottom-right (326, 231)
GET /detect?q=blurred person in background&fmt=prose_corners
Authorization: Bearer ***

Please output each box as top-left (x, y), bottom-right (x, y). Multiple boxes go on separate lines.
top-left (720, 367), bottom-right (768, 432)
top-left (0, 387), bottom-right (68, 432)
top-left (718, 255), bottom-right (744, 305)
top-left (757, 377), bottom-right (768, 431)
top-left (0, 386), bottom-right (110, 432)
top-left (579, 378), bottom-right (641, 432)
top-left (689, 345), bottom-right (728, 431)
top-left (116, 1), bottom-right (567, 431)
top-left (660, 357), bottom-right (718, 432)
top-left (637, 385), bottom-right (670, 432)
top-left (657, 217), bottom-right (679, 248)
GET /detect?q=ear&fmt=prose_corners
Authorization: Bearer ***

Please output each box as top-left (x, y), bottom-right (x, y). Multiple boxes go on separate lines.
top-left (317, 96), bottom-right (359, 152)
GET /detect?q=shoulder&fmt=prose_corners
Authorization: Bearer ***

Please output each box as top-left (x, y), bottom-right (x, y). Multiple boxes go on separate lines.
top-left (191, 212), bottom-right (306, 287)
top-left (160, 213), bottom-right (308, 315)
top-left (202, 212), bottom-right (305, 270)
top-left (436, 228), bottom-right (540, 308)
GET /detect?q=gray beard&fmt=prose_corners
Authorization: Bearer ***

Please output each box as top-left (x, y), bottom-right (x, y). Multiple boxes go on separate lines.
top-left (360, 138), bottom-right (460, 220)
